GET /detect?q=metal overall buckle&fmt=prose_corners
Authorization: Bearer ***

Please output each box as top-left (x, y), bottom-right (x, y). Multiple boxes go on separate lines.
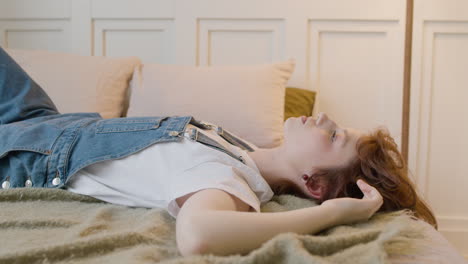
top-left (188, 128), bottom-right (199, 141)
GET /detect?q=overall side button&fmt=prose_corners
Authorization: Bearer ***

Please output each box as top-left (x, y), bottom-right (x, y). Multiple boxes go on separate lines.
top-left (2, 176), bottom-right (10, 189)
top-left (52, 171), bottom-right (61, 186)
top-left (25, 179), bottom-right (33, 188)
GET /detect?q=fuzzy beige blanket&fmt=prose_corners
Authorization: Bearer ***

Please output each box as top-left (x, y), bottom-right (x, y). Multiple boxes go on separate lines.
top-left (0, 188), bottom-right (430, 264)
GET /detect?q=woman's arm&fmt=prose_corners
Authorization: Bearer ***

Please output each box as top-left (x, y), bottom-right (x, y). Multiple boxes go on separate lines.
top-left (176, 180), bottom-right (382, 257)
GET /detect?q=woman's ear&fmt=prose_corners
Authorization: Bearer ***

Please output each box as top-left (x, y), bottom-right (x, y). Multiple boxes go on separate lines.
top-left (305, 179), bottom-right (326, 200)
top-left (307, 184), bottom-right (325, 200)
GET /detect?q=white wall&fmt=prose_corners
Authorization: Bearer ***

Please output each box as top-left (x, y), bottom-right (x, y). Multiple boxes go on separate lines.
top-left (409, 0), bottom-right (468, 258)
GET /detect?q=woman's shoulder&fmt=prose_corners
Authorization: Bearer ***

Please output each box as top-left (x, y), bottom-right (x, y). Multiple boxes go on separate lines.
top-left (175, 188), bottom-right (253, 213)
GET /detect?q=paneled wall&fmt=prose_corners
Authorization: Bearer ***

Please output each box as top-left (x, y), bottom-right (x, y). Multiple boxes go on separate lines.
top-left (409, 0), bottom-right (468, 258)
top-left (0, 0), bottom-right (407, 148)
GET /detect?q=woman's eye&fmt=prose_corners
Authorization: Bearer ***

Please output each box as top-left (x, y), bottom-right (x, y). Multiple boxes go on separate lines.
top-left (331, 130), bottom-right (337, 142)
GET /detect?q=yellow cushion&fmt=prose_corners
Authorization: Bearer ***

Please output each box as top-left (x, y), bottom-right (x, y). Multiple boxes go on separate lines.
top-left (284, 87), bottom-right (316, 121)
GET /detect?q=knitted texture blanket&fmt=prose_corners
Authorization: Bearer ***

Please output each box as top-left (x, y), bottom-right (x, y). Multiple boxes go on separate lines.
top-left (0, 188), bottom-right (429, 264)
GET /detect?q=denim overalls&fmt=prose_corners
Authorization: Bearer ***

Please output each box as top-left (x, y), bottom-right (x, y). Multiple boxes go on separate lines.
top-left (0, 46), bottom-right (254, 190)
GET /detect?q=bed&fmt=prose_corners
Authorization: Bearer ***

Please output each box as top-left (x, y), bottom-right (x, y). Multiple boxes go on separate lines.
top-left (1, 188), bottom-right (465, 263)
top-left (1, 39), bottom-right (466, 263)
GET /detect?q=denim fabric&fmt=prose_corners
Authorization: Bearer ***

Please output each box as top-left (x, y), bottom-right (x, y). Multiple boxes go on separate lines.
top-left (0, 46), bottom-right (251, 190)
top-left (0, 49), bottom-right (59, 125)
top-left (0, 47), bottom-right (192, 189)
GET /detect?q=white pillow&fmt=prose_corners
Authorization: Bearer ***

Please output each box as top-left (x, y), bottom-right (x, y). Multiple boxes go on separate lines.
top-left (126, 60), bottom-right (295, 148)
top-left (5, 48), bottom-right (141, 119)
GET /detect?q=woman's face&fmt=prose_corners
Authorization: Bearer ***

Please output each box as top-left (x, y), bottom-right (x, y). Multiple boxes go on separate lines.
top-left (283, 112), bottom-right (363, 180)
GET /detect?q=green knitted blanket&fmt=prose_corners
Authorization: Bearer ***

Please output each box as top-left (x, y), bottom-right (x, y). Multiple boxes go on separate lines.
top-left (0, 188), bottom-right (428, 264)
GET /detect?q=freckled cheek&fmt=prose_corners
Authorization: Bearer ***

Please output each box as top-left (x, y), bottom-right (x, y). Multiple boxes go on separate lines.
top-left (302, 140), bottom-right (329, 160)
top-left (312, 133), bottom-right (331, 150)
top-left (315, 143), bottom-right (332, 155)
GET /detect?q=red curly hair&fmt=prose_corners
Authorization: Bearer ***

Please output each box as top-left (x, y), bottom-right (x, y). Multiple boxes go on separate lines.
top-left (276, 127), bottom-right (437, 229)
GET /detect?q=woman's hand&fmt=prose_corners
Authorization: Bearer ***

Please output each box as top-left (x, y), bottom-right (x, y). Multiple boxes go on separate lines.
top-left (320, 179), bottom-right (384, 225)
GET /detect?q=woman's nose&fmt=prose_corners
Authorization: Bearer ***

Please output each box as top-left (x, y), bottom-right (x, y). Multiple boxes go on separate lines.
top-left (316, 112), bottom-right (329, 125)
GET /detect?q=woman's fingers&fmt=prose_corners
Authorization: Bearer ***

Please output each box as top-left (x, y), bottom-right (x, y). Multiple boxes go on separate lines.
top-left (356, 179), bottom-right (370, 194)
top-left (356, 179), bottom-right (383, 208)
top-left (322, 180), bottom-right (384, 224)
top-left (357, 179), bottom-right (376, 198)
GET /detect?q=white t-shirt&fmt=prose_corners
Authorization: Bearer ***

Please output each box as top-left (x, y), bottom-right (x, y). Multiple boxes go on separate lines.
top-left (65, 123), bottom-right (274, 218)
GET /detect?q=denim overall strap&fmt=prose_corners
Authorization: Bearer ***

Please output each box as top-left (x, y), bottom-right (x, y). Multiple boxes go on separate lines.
top-left (215, 127), bottom-right (255, 152)
top-left (0, 46), bottom-right (59, 125)
top-left (189, 118), bottom-right (255, 152)
top-left (186, 127), bottom-right (246, 164)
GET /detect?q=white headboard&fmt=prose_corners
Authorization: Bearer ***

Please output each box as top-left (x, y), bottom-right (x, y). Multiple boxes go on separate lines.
top-left (0, 0), bottom-right (407, 146)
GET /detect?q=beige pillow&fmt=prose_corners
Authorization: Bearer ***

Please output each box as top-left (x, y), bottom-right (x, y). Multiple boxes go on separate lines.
top-left (5, 49), bottom-right (141, 119)
top-left (126, 60), bottom-right (295, 148)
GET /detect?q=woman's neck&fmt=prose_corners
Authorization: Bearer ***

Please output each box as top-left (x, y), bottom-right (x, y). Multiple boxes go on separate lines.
top-left (247, 146), bottom-right (297, 189)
